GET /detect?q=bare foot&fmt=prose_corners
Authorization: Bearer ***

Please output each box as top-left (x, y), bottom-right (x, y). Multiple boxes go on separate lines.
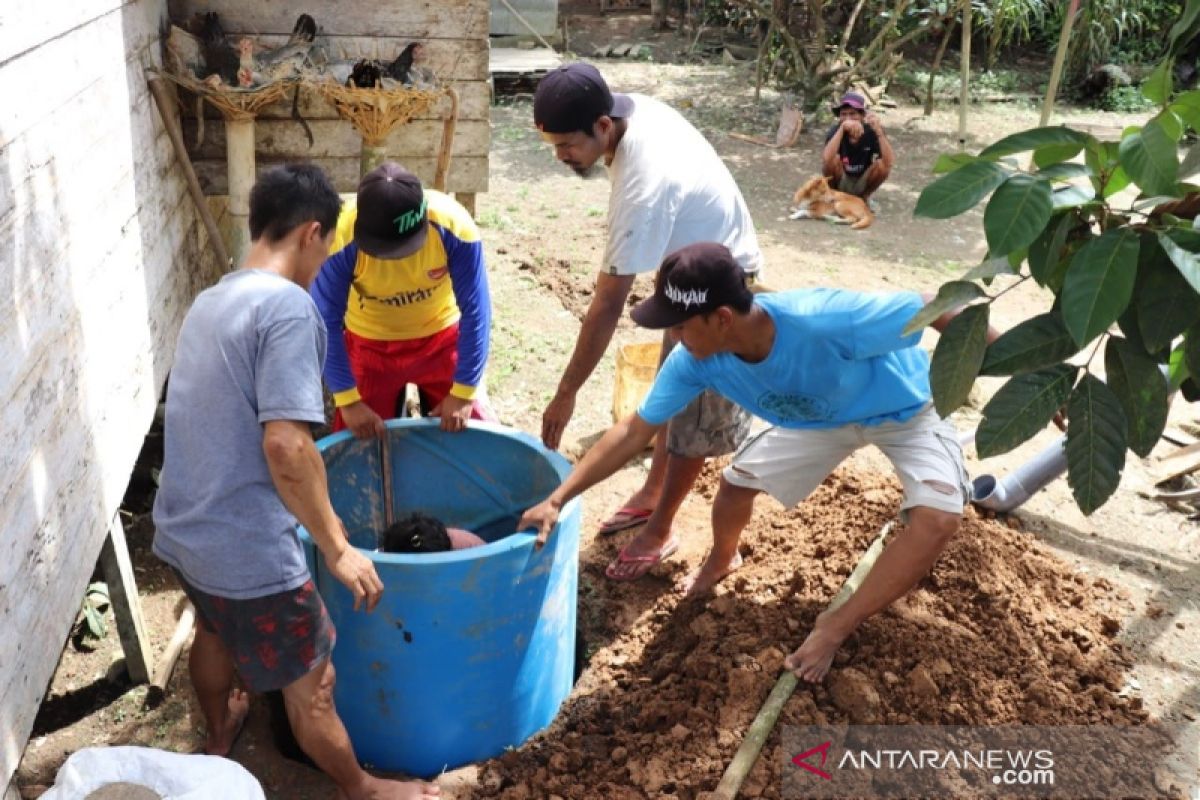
top-left (339, 775), bottom-right (441, 799)
top-left (783, 614), bottom-right (852, 683)
top-left (205, 688), bottom-right (249, 757)
top-left (677, 551), bottom-right (743, 597)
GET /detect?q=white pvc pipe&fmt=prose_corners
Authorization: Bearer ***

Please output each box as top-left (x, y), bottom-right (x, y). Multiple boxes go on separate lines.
top-left (970, 434), bottom-right (1067, 512)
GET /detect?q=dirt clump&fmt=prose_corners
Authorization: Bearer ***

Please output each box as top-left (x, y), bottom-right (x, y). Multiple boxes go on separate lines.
top-left (479, 466), bottom-right (1147, 798)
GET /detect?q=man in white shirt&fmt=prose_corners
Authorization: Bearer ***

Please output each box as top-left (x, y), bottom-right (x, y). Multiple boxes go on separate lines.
top-left (533, 62), bottom-right (764, 581)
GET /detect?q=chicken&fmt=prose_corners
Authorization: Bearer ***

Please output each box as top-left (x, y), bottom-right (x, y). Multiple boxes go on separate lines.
top-left (385, 42), bottom-right (424, 85)
top-left (198, 12), bottom-right (239, 85)
top-left (235, 38), bottom-right (265, 87)
top-left (348, 59), bottom-right (383, 88)
top-left (257, 13), bottom-right (322, 81)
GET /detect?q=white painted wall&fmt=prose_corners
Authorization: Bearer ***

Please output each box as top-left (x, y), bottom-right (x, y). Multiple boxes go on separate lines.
top-left (0, 0), bottom-right (224, 784)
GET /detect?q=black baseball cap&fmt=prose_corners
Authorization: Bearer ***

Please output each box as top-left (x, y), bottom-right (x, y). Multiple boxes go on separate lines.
top-left (354, 162), bottom-right (429, 259)
top-left (533, 62), bottom-right (633, 134)
top-left (631, 243), bottom-right (752, 329)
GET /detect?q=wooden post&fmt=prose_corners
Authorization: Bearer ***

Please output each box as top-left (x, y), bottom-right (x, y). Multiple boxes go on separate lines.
top-left (957, 2), bottom-right (971, 147)
top-left (455, 193), bottom-right (477, 217)
top-left (98, 514), bottom-right (153, 684)
top-left (1038, 0), bottom-right (1080, 127)
top-left (225, 118), bottom-right (254, 266)
top-left (360, 142), bottom-right (389, 178)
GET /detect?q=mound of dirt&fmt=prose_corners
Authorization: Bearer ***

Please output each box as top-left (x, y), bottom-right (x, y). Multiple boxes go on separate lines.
top-left (478, 467), bottom-right (1146, 799)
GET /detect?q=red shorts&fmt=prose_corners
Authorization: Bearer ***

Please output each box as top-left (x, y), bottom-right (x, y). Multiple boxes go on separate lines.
top-left (172, 569), bottom-right (336, 692)
top-left (333, 324), bottom-right (494, 431)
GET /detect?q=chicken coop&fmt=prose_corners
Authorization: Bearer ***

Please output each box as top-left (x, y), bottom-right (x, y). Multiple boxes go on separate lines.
top-left (0, 1), bottom-right (489, 795)
top-left (168, 0), bottom-right (492, 241)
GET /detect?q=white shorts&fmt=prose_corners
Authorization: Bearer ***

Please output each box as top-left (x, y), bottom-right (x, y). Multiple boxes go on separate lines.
top-left (722, 405), bottom-right (968, 517)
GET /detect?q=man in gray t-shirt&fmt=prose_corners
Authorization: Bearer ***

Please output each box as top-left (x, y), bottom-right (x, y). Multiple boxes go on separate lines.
top-left (153, 165), bottom-right (439, 799)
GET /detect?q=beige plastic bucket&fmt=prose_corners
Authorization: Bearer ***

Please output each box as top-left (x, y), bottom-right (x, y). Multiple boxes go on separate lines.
top-left (612, 341), bottom-right (662, 423)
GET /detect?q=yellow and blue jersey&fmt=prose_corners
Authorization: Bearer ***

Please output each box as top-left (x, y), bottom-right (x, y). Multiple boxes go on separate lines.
top-left (311, 190), bottom-right (490, 405)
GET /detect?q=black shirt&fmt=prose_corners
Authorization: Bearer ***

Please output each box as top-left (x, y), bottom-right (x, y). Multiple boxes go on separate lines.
top-left (825, 123), bottom-right (880, 176)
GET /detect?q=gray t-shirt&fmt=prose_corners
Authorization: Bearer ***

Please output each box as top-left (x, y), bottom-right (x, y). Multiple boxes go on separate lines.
top-left (153, 269), bottom-right (327, 599)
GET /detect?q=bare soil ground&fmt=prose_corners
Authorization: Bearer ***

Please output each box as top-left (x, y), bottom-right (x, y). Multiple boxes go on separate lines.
top-left (16, 19), bottom-right (1200, 799)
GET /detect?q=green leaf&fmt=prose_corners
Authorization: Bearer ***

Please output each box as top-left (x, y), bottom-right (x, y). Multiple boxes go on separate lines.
top-left (1051, 184), bottom-right (1098, 209)
top-left (1182, 376), bottom-right (1200, 401)
top-left (1182, 146), bottom-right (1200, 180)
top-left (1037, 163), bottom-right (1093, 181)
top-left (1062, 229), bottom-right (1141, 346)
top-left (1105, 338), bottom-right (1169, 457)
top-left (1158, 231), bottom-right (1200, 294)
top-left (1102, 168), bottom-right (1132, 199)
top-left (1186, 324), bottom-right (1200, 382)
top-left (1028, 213), bottom-right (1076, 291)
top-left (83, 605), bottom-right (107, 639)
top-left (977, 365), bottom-right (1078, 458)
top-left (1066, 375), bottom-right (1128, 515)
top-left (961, 256), bottom-right (1017, 283)
top-left (1169, 1), bottom-right (1200, 57)
top-left (1035, 142), bottom-right (1088, 168)
top-left (929, 305), bottom-right (990, 416)
top-left (1173, 92), bottom-right (1200, 132)
top-left (1119, 119), bottom-right (1181, 196)
top-left (1142, 58), bottom-right (1174, 107)
top-left (1136, 236), bottom-right (1200, 351)
top-left (901, 281), bottom-right (986, 336)
top-left (915, 160), bottom-right (1010, 219)
top-left (981, 312), bottom-right (1081, 376)
top-left (979, 127), bottom-right (1089, 161)
top-left (1168, 343), bottom-right (1190, 389)
top-left (933, 152), bottom-right (978, 174)
top-left (984, 174), bottom-right (1054, 257)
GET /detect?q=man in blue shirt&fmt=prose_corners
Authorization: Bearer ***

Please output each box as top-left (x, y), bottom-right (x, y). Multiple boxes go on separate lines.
top-left (519, 242), bottom-right (991, 683)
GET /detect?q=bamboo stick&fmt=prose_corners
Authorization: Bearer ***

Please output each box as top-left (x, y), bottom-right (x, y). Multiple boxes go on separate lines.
top-left (146, 75), bottom-right (232, 271)
top-left (434, 87), bottom-right (459, 192)
top-left (145, 601), bottom-right (196, 707)
top-left (711, 521), bottom-right (894, 800)
top-left (226, 119), bottom-right (254, 265)
top-left (958, 3), bottom-right (971, 147)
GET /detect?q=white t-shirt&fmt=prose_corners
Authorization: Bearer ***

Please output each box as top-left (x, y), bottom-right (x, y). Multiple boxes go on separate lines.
top-left (604, 94), bottom-right (762, 277)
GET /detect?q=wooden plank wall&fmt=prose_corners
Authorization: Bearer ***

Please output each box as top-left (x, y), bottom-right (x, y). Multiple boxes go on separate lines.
top-left (0, 0), bottom-right (225, 785)
top-left (168, 0), bottom-right (492, 194)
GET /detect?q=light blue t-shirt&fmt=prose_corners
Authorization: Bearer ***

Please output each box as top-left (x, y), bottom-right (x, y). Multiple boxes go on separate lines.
top-left (153, 270), bottom-right (328, 599)
top-left (638, 290), bottom-right (931, 429)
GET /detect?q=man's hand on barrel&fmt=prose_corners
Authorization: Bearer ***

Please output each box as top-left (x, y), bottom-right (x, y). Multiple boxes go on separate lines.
top-left (518, 498), bottom-right (562, 549)
top-left (328, 545), bottom-right (385, 611)
top-left (341, 400), bottom-right (387, 440)
top-left (431, 394), bottom-right (472, 433)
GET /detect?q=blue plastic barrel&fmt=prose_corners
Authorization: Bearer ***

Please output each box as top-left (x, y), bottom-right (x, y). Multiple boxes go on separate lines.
top-left (297, 419), bottom-right (580, 777)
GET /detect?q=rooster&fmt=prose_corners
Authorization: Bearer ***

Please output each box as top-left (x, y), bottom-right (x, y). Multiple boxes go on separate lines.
top-left (198, 12), bottom-right (239, 85)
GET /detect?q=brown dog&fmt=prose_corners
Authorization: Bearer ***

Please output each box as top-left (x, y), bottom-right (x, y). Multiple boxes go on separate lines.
top-left (789, 176), bottom-right (873, 230)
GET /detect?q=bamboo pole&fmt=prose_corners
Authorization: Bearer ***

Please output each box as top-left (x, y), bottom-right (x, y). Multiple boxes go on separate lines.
top-left (145, 601), bottom-right (196, 707)
top-left (711, 521), bottom-right (894, 800)
top-left (361, 142), bottom-right (389, 177)
top-left (1038, 0), bottom-right (1081, 127)
top-left (957, 2), bottom-right (971, 147)
top-left (146, 75), bottom-right (232, 271)
top-left (434, 87), bottom-right (459, 192)
top-left (226, 118), bottom-right (254, 266)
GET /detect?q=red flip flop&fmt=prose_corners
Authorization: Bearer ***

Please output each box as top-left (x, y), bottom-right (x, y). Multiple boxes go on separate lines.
top-left (597, 506), bottom-right (653, 536)
top-left (605, 538), bottom-right (680, 582)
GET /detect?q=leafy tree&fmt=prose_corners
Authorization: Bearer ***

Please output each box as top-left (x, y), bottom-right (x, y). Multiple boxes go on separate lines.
top-left (909, 4), bottom-right (1200, 515)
